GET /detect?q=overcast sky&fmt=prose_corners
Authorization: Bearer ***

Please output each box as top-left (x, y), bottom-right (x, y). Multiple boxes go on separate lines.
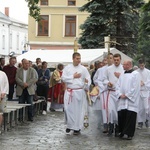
top-left (0, 0), bottom-right (29, 24)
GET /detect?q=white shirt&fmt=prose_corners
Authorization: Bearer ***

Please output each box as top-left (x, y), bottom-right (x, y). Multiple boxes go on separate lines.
top-left (23, 69), bottom-right (28, 83)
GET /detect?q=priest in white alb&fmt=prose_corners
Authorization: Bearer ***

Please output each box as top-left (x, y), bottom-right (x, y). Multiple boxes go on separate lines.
top-left (136, 59), bottom-right (150, 129)
top-left (116, 60), bottom-right (140, 140)
top-left (94, 53), bottom-right (114, 133)
top-left (103, 53), bottom-right (124, 136)
top-left (62, 52), bottom-right (91, 135)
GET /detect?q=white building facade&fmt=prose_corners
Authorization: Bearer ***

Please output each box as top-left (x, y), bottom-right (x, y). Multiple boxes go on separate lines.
top-left (0, 8), bottom-right (28, 61)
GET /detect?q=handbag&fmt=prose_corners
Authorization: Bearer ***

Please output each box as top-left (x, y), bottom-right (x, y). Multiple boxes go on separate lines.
top-left (37, 69), bottom-right (48, 85)
top-left (37, 80), bottom-right (47, 85)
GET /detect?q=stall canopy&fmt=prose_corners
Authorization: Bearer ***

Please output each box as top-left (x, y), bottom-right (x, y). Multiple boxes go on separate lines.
top-left (17, 48), bottom-right (132, 67)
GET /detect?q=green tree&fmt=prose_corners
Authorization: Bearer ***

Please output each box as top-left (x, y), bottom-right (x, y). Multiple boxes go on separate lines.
top-left (78, 0), bottom-right (144, 57)
top-left (138, 1), bottom-right (150, 68)
top-left (26, 0), bottom-right (41, 21)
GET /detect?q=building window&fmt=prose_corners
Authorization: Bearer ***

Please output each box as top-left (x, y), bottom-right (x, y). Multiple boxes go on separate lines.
top-left (41, 0), bottom-right (48, 5)
top-left (2, 35), bottom-right (5, 49)
top-left (68, 0), bottom-right (76, 6)
top-left (17, 34), bottom-right (19, 50)
top-left (10, 33), bottom-right (12, 49)
top-left (65, 16), bottom-right (76, 37)
top-left (38, 15), bottom-right (49, 36)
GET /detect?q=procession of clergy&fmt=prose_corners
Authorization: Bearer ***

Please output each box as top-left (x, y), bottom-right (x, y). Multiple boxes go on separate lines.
top-left (0, 52), bottom-right (150, 140)
top-left (60, 51), bottom-right (150, 140)
top-left (88, 53), bottom-right (150, 140)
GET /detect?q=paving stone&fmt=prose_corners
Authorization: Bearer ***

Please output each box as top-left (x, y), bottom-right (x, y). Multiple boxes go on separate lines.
top-left (0, 109), bottom-right (150, 150)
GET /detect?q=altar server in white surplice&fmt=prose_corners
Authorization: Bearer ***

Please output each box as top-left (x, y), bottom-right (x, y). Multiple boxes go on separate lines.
top-left (62, 52), bottom-right (91, 135)
top-left (91, 60), bottom-right (106, 110)
top-left (0, 71), bottom-right (9, 126)
top-left (116, 60), bottom-right (140, 140)
top-left (91, 61), bottom-right (102, 111)
top-left (94, 53), bottom-right (114, 133)
top-left (136, 59), bottom-right (150, 129)
top-left (103, 53), bottom-right (124, 136)
top-left (91, 60), bottom-right (106, 129)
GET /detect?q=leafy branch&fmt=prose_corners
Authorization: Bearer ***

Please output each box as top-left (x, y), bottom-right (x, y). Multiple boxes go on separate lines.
top-left (25, 0), bottom-right (41, 22)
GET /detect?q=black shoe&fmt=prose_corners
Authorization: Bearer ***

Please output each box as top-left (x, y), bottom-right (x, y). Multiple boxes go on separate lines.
top-left (107, 132), bottom-right (113, 136)
top-left (115, 132), bottom-right (120, 137)
top-left (18, 118), bottom-right (23, 122)
top-left (28, 118), bottom-right (33, 122)
top-left (73, 130), bottom-right (80, 135)
top-left (137, 122), bottom-right (143, 129)
top-left (103, 124), bottom-right (108, 133)
top-left (103, 129), bottom-right (108, 133)
top-left (145, 120), bottom-right (149, 128)
top-left (126, 136), bottom-right (132, 140)
top-left (107, 123), bottom-right (114, 136)
top-left (107, 126), bottom-right (114, 136)
top-left (115, 124), bottom-right (119, 137)
top-left (119, 133), bottom-right (124, 138)
top-left (50, 108), bottom-right (55, 112)
top-left (65, 128), bottom-right (71, 134)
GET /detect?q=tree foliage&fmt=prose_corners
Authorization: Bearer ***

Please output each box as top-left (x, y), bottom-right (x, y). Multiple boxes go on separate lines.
top-left (137, 1), bottom-right (150, 68)
top-left (78, 0), bottom-right (144, 57)
top-left (25, 0), bottom-right (41, 21)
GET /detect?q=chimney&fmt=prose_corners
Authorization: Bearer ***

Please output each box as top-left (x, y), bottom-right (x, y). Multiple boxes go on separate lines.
top-left (5, 7), bottom-right (9, 17)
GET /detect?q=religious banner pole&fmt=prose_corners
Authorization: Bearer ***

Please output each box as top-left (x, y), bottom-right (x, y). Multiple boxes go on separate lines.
top-left (104, 36), bottom-right (111, 64)
top-left (74, 37), bottom-right (78, 52)
top-left (103, 35), bottom-right (121, 52)
top-left (104, 35), bottom-right (110, 55)
top-left (103, 36), bottom-right (121, 64)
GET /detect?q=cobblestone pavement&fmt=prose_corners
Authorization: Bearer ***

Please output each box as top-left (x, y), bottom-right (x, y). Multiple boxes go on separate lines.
top-left (0, 107), bottom-right (150, 150)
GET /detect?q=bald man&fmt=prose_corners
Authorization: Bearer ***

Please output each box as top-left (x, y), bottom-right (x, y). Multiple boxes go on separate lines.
top-left (116, 60), bottom-right (140, 140)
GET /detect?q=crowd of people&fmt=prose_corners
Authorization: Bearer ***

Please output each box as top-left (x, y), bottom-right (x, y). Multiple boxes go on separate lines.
top-left (0, 52), bottom-right (150, 140)
top-left (0, 57), bottom-right (65, 125)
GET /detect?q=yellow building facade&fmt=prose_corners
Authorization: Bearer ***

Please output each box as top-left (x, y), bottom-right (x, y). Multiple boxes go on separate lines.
top-left (28, 0), bottom-right (149, 50)
top-left (28, 0), bottom-right (89, 50)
